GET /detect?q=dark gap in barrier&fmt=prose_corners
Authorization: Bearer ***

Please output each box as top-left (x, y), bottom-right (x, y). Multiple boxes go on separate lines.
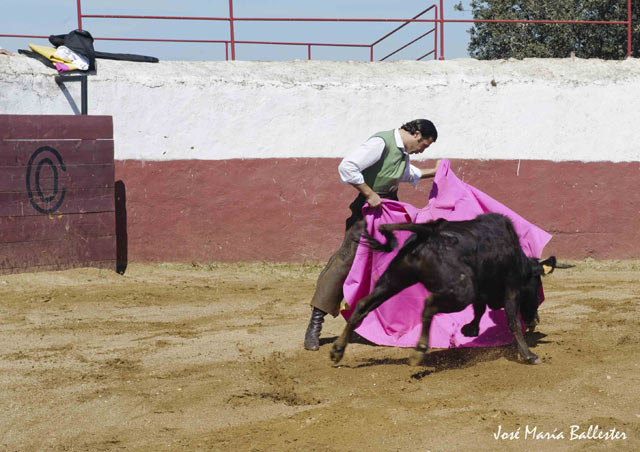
top-left (115, 180), bottom-right (128, 274)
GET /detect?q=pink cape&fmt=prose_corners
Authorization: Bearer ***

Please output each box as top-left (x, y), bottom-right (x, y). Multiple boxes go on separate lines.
top-left (342, 159), bottom-right (552, 348)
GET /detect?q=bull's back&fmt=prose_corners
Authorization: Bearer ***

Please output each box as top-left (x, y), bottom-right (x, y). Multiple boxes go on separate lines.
top-left (434, 214), bottom-right (529, 288)
top-left (434, 214), bottom-right (521, 260)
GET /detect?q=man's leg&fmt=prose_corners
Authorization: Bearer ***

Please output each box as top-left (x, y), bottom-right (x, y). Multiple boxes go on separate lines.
top-left (304, 214), bottom-right (365, 351)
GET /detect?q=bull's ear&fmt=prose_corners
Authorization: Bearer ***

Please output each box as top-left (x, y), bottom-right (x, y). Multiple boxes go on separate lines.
top-left (539, 256), bottom-right (557, 275)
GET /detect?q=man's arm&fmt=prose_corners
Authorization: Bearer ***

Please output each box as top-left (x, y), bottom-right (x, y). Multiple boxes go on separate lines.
top-left (338, 137), bottom-right (386, 207)
top-left (350, 183), bottom-right (381, 208)
top-left (419, 167), bottom-right (437, 179)
top-left (418, 160), bottom-right (441, 179)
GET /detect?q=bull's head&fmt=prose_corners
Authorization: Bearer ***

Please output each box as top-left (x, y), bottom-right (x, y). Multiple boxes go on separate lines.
top-left (521, 256), bottom-right (574, 332)
top-left (533, 256), bottom-right (575, 276)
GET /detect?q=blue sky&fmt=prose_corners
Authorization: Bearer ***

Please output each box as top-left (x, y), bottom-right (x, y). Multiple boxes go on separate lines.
top-left (1, 1), bottom-right (474, 61)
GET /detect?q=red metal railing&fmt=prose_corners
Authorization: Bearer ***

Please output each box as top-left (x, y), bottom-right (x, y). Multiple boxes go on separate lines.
top-left (1, 0), bottom-right (633, 60)
top-left (371, 6), bottom-right (437, 61)
top-left (77, 1), bottom-right (440, 61)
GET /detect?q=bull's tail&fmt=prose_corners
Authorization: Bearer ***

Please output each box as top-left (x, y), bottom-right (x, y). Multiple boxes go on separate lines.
top-left (359, 222), bottom-right (437, 253)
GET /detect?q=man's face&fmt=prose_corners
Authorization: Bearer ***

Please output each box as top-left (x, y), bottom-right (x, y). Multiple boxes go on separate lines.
top-left (405, 132), bottom-right (433, 154)
top-left (406, 132), bottom-right (435, 154)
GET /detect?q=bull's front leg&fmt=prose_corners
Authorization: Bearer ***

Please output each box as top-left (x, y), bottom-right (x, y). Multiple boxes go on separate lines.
top-left (329, 289), bottom-right (376, 363)
top-left (329, 313), bottom-right (359, 364)
top-left (504, 289), bottom-right (541, 364)
top-left (331, 266), bottom-right (417, 364)
top-left (330, 288), bottom-right (389, 364)
top-left (409, 295), bottom-right (437, 366)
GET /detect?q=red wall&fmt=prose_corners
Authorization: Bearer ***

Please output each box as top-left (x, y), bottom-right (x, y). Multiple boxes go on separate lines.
top-left (115, 158), bottom-right (640, 262)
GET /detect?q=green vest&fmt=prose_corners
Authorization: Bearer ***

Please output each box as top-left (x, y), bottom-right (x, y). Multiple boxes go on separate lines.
top-left (362, 130), bottom-right (407, 193)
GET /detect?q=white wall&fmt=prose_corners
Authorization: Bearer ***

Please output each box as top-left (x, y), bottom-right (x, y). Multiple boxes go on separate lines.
top-left (1, 55), bottom-right (639, 162)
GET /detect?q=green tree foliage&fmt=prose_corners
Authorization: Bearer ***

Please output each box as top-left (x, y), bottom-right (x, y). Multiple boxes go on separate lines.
top-left (467, 0), bottom-right (639, 59)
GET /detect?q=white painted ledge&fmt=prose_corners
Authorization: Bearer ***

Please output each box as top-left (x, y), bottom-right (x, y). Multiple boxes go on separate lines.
top-left (1, 55), bottom-right (639, 162)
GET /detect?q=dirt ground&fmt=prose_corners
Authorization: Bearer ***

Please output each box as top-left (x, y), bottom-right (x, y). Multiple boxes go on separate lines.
top-left (0, 260), bottom-right (638, 452)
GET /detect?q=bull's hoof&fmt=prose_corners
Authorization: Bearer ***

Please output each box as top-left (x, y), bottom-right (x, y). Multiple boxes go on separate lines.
top-left (525, 354), bottom-right (542, 365)
top-left (409, 349), bottom-right (426, 366)
top-left (461, 323), bottom-right (479, 337)
top-left (330, 345), bottom-right (345, 363)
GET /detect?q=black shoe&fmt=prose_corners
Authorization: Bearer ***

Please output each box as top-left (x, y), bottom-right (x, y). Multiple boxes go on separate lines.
top-left (304, 307), bottom-right (326, 351)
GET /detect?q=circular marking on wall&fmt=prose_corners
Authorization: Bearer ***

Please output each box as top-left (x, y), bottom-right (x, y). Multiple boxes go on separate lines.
top-left (26, 146), bottom-right (67, 214)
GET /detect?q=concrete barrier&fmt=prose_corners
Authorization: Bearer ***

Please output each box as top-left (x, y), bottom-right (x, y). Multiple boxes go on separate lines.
top-left (1, 55), bottom-right (639, 261)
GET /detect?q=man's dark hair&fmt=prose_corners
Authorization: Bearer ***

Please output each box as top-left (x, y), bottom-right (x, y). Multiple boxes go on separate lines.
top-left (401, 119), bottom-right (438, 142)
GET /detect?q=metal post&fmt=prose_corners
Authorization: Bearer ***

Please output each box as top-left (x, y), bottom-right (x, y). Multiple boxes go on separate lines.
top-left (81, 76), bottom-right (88, 115)
top-left (55, 75), bottom-right (88, 115)
top-left (228, 0), bottom-right (236, 60)
top-left (628, 0), bottom-right (632, 57)
top-left (76, 0), bottom-right (83, 30)
top-left (370, 45), bottom-right (374, 61)
top-left (439, 0), bottom-right (445, 59)
top-left (308, 44), bottom-right (311, 60)
top-left (434, 7), bottom-right (438, 60)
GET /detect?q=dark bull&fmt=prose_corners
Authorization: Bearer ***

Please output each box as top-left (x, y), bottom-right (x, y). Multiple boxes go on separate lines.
top-left (330, 213), bottom-right (572, 366)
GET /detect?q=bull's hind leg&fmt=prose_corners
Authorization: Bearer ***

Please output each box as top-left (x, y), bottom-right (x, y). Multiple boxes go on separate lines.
top-left (461, 302), bottom-right (486, 337)
top-left (330, 263), bottom-right (418, 364)
top-left (504, 287), bottom-right (541, 364)
top-left (409, 295), bottom-right (438, 366)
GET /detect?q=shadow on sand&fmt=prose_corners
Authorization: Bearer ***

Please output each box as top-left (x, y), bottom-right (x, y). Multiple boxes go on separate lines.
top-left (323, 331), bottom-right (550, 379)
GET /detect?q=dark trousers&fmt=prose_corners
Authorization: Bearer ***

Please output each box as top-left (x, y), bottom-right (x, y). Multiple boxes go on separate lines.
top-left (310, 192), bottom-right (398, 317)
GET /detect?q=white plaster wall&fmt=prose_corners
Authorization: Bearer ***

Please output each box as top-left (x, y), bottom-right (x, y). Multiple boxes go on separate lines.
top-left (1, 55), bottom-right (639, 162)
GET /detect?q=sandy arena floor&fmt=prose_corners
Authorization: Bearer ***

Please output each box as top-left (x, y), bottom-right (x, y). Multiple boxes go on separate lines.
top-left (0, 260), bottom-right (638, 451)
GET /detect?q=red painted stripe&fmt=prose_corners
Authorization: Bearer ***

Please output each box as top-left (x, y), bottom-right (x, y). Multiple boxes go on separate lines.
top-left (114, 158), bottom-right (640, 262)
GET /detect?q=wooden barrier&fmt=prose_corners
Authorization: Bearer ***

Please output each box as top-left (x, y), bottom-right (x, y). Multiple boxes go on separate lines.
top-left (0, 115), bottom-right (116, 274)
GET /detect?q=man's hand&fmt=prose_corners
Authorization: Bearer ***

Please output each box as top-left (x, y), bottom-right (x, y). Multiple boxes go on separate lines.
top-left (420, 159), bottom-right (441, 179)
top-left (365, 192), bottom-right (382, 208)
top-left (352, 183), bottom-right (382, 208)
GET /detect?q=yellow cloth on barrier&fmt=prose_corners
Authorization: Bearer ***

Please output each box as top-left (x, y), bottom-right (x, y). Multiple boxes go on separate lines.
top-left (28, 44), bottom-right (80, 71)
